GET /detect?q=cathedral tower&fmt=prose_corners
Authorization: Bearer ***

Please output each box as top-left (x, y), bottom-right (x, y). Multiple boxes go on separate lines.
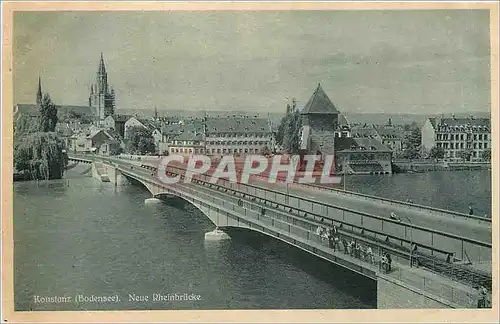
top-left (89, 53), bottom-right (115, 123)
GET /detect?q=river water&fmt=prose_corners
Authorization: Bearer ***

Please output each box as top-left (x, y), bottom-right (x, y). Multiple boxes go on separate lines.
top-left (13, 165), bottom-right (376, 311)
top-left (13, 166), bottom-right (491, 311)
top-left (344, 170), bottom-right (492, 217)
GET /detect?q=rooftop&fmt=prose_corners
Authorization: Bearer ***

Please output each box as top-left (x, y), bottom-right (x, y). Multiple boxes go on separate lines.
top-left (335, 137), bottom-right (392, 152)
top-left (301, 83), bottom-right (339, 115)
top-left (205, 117), bottom-right (270, 133)
top-left (429, 117), bottom-right (490, 132)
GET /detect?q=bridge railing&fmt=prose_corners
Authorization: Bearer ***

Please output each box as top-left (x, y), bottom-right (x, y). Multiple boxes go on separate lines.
top-left (155, 163), bottom-right (491, 264)
top-left (123, 166), bottom-right (488, 305)
top-left (76, 153), bottom-right (490, 222)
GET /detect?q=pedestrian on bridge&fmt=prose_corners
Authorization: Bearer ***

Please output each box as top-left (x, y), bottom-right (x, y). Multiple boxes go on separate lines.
top-left (366, 246), bottom-right (374, 264)
top-left (477, 285), bottom-right (488, 308)
top-left (468, 205), bottom-right (474, 216)
top-left (381, 254), bottom-right (389, 273)
top-left (355, 242), bottom-right (362, 259)
top-left (349, 240), bottom-right (355, 257)
top-left (387, 253), bottom-right (392, 272)
top-left (342, 238), bottom-right (349, 254)
top-left (333, 236), bottom-right (340, 252)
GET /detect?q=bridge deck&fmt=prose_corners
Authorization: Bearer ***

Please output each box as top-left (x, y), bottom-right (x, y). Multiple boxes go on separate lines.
top-left (247, 177), bottom-right (492, 244)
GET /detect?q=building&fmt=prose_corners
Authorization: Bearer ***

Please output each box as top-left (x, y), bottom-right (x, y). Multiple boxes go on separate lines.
top-left (68, 128), bottom-right (122, 155)
top-left (335, 113), bottom-right (351, 138)
top-left (89, 53), bottom-right (116, 123)
top-left (103, 114), bottom-right (133, 138)
top-left (300, 83), bottom-right (339, 155)
top-left (124, 116), bottom-right (162, 151)
top-left (350, 124), bottom-right (404, 153)
top-left (335, 137), bottom-right (393, 175)
top-left (421, 116), bottom-right (491, 161)
top-left (375, 126), bottom-right (404, 152)
top-left (204, 117), bottom-right (273, 156)
top-left (167, 130), bottom-right (206, 155)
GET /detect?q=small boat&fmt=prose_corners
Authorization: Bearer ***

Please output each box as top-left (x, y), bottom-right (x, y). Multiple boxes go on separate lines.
top-left (205, 227), bottom-right (230, 241)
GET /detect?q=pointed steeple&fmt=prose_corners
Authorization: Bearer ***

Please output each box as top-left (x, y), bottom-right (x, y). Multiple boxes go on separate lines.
top-left (154, 106), bottom-right (158, 120)
top-left (98, 52), bottom-right (106, 75)
top-left (36, 75), bottom-right (42, 107)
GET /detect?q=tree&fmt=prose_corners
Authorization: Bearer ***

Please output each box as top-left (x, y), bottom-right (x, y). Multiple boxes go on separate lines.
top-left (402, 122), bottom-right (422, 159)
top-left (14, 132), bottom-right (65, 180)
top-left (38, 94), bottom-right (58, 132)
top-left (275, 104), bottom-right (290, 147)
top-left (458, 149), bottom-right (473, 162)
top-left (126, 126), bottom-right (156, 154)
top-left (429, 146), bottom-right (445, 160)
top-left (481, 149), bottom-right (491, 162)
top-left (290, 109), bottom-right (302, 154)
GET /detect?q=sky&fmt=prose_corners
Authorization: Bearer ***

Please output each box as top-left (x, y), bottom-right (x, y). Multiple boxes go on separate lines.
top-left (13, 10), bottom-right (491, 115)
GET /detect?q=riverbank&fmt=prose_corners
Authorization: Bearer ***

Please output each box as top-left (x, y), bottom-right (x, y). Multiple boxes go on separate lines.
top-left (393, 161), bottom-right (490, 173)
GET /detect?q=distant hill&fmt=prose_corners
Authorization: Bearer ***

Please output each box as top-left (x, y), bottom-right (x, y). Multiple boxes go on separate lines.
top-left (118, 108), bottom-right (490, 127)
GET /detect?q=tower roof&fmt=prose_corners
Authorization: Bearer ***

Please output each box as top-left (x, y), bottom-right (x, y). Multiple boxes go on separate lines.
top-left (98, 52), bottom-right (106, 75)
top-left (301, 83), bottom-right (339, 115)
top-left (37, 76), bottom-right (42, 97)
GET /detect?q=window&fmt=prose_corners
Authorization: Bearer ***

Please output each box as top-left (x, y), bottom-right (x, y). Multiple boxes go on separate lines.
top-left (461, 134), bottom-right (464, 141)
top-left (484, 134), bottom-right (488, 141)
top-left (473, 143), bottom-right (477, 149)
top-left (460, 143), bottom-right (464, 149)
top-left (474, 134), bottom-right (477, 141)
top-left (485, 143), bottom-right (488, 149)
top-left (479, 134), bottom-right (483, 140)
top-left (479, 143), bottom-right (482, 149)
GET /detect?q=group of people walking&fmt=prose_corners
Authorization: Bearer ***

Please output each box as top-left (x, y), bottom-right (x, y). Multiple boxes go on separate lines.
top-left (315, 225), bottom-right (376, 265)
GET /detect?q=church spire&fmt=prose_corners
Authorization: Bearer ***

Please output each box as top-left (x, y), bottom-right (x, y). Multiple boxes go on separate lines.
top-left (36, 75), bottom-right (42, 107)
top-left (98, 52), bottom-right (106, 75)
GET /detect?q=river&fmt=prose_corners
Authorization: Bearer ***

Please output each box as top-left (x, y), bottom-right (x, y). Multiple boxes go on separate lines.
top-left (344, 170), bottom-right (492, 217)
top-left (13, 165), bottom-right (376, 311)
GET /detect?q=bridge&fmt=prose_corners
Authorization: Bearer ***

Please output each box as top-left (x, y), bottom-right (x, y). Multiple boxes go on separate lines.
top-left (69, 154), bottom-right (492, 309)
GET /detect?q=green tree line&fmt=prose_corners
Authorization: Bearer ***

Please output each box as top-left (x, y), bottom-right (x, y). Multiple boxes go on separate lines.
top-left (276, 99), bottom-right (302, 154)
top-left (14, 94), bottom-right (67, 180)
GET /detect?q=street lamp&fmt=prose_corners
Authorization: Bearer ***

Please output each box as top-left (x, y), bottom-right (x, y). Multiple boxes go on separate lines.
top-left (391, 213), bottom-right (414, 267)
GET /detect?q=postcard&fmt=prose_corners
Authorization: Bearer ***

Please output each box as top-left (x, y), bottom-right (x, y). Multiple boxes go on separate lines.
top-left (2, 1), bottom-right (498, 323)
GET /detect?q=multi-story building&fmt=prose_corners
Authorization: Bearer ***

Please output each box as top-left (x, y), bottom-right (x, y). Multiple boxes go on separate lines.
top-left (350, 124), bottom-right (404, 153)
top-left (374, 126), bottom-right (404, 152)
top-left (421, 116), bottom-right (491, 161)
top-left (103, 114), bottom-right (133, 138)
top-left (334, 137), bottom-right (393, 175)
top-left (204, 117), bottom-right (273, 156)
top-left (167, 130), bottom-right (206, 155)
